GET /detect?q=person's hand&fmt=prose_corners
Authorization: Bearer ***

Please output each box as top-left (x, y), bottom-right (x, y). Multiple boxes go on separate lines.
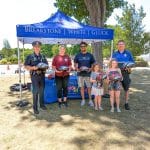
top-left (88, 68), bottom-right (92, 72)
top-left (55, 69), bottom-right (63, 73)
top-left (106, 79), bottom-right (110, 84)
top-left (75, 68), bottom-right (80, 72)
top-left (125, 67), bottom-right (132, 74)
top-left (32, 66), bottom-right (38, 71)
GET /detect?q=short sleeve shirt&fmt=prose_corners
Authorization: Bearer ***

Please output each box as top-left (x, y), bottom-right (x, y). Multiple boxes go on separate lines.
top-left (24, 53), bottom-right (48, 66)
top-left (112, 50), bottom-right (135, 69)
top-left (74, 52), bottom-right (95, 76)
top-left (52, 54), bottom-right (72, 77)
top-left (90, 71), bottom-right (104, 88)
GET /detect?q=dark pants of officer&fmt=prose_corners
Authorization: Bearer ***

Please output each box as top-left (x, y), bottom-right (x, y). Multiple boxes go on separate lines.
top-left (31, 74), bottom-right (45, 111)
top-left (55, 75), bottom-right (69, 98)
top-left (121, 71), bottom-right (131, 91)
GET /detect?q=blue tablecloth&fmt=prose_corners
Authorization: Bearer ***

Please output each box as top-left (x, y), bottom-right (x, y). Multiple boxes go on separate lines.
top-left (44, 75), bottom-right (88, 104)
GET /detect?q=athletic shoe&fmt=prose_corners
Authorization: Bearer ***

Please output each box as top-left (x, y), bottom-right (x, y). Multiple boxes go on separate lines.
top-left (88, 100), bottom-right (94, 107)
top-left (110, 107), bottom-right (114, 112)
top-left (58, 102), bottom-right (62, 108)
top-left (63, 101), bottom-right (68, 107)
top-left (94, 107), bottom-right (98, 111)
top-left (81, 100), bottom-right (85, 106)
top-left (34, 109), bottom-right (39, 114)
top-left (99, 107), bottom-right (104, 111)
top-left (125, 103), bottom-right (130, 110)
top-left (40, 106), bottom-right (47, 110)
top-left (117, 108), bottom-right (121, 112)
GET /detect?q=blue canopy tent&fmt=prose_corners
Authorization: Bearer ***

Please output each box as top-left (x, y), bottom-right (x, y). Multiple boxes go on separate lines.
top-left (17, 11), bottom-right (113, 44)
top-left (16, 11), bottom-right (114, 100)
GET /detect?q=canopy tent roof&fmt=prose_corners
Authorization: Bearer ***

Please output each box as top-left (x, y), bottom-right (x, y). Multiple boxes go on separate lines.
top-left (16, 11), bottom-right (114, 44)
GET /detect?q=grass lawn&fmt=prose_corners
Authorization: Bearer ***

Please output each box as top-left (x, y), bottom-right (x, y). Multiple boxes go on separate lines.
top-left (0, 68), bottom-right (150, 150)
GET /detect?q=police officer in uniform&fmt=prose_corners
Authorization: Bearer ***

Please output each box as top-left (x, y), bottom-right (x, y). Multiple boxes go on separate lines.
top-left (24, 41), bottom-right (48, 114)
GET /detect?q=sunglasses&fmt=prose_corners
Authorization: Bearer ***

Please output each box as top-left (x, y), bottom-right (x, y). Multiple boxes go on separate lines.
top-left (80, 45), bottom-right (86, 48)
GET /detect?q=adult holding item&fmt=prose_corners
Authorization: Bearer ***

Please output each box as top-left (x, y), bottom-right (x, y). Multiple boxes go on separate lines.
top-left (74, 42), bottom-right (95, 107)
top-left (24, 41), bottom-right (48, 114)
top-left (52, 45), bottom-right (72, 108)
top-left (112, 40), bottom-right (135, 110)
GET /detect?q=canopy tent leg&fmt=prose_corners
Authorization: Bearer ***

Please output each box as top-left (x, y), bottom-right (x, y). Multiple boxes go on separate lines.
top-left (110, 40), bottom-right (114, 59)
top-left (22, 42), bottom-right (26, 85)
top-left (17, 39), bottom-right (22, 100)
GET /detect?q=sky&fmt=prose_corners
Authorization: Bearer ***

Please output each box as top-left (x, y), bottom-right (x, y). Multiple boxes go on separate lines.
top-left (0, 0), bottom-right (149, 49)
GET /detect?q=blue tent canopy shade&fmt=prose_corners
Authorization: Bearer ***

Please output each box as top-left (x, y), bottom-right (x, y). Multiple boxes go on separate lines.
top-left (16, 11), bottom-right (114, 44)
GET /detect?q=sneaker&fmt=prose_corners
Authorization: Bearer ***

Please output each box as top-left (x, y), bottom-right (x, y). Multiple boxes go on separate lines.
top-left (81, 100), bottom-right (85, 106)
top-left (88, 100), bottom-right (94, 107)
top-left (40, 106), bottom-right (47, 110)
top-left (117, 108), bottom-right (121, 112)
top-left (63, 101), bottom-right (68, 107)
top-left (99, 106), bottom-right (104, 111)
top-left (94, 107), bottom-right (98, 111)
top-left (58, 102), bottom-right (62, 108)
top-left (34, 109), bottom-right (39, 114)
top-left (110, 107), bottom-right (114, 112)
top-left (125, 103), bottom-right (130, 110)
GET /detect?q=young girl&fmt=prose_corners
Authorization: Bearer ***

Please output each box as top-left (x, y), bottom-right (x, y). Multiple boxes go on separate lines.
top-left (90, 63), bottom-right (105, 111)
top-left (107, 59), bottom-right (123, 113)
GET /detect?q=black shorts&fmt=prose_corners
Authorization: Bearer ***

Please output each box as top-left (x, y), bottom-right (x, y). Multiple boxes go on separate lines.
top-left (121, 71), bottom-right (131, 91)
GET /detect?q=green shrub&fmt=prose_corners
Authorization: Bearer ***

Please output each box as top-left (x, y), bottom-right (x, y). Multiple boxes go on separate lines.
top-left (135, 56), bottom-right (148, 67)
top-left (0, 58), bottom-right (8, 64)
top-left (135, 60), bottom-right (148, 67)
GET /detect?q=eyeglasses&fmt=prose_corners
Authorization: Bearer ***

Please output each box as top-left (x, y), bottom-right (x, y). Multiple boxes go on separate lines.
top-left (80, 45), bottom-right (86, 48)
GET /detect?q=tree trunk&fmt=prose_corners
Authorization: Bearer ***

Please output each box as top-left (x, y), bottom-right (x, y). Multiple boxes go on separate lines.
top-left (84, 0), bottom-right (106, 64)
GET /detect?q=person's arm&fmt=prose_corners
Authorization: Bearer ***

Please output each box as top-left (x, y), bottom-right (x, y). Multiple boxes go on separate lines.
top-left (52, 56), bottom-right (62, 73)
top-left (129, 51), bottom-right (135, 63)
top-left (24, 65), bottom-right (38, 71)
top-left (89, 54), bottom-right (95, 71)
top-left (44, 56), bottom-right (48, 65)
top-left (106, 70), bottom-right (110, 84)
top-left (24, 55), bottom-right (38, 71)
top-left (118, 68), bottom-right (123, 81)
top-left (90, 72), bottom-right (96, 83)
top-left (74, 55), bottom-right (79, 71)
top-left (74, 63), bottom-right (80, 72)
top-left (67, 56), bottom-right (72, 72)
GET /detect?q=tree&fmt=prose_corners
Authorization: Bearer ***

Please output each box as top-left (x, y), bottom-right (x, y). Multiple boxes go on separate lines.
top-left (3, 39), bottom-right (11, 49)
top-left (102, 25), bottom-right (126, 58)
top-left (116, 3), bottom-right (146, 56)
top-left (141, 32), bottom-right (150, 54)
top-left (41, 44), bottom-right (53, 58)
top-left (51, 45), bottom-right (59, 56)
top-left (2, 39), bottom-right (12, 58)
top-left (55, 0), bottom-right (125, 63)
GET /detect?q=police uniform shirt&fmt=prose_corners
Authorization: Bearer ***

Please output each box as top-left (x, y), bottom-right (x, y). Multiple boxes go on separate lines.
top-left (74, 52), bottom-right (95, 76)
top-left (112, 49), bottom-right (134, 68)
top-left (24, 53), bottom-right (48, 69)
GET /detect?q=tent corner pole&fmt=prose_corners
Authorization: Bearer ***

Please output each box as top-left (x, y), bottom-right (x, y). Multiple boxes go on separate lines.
top-left (17, 39), bottom-right (22, 101)
top-left (22, 42), bottom-right (26, 85)
top-left (110, 40), bottom-right (114, 59)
